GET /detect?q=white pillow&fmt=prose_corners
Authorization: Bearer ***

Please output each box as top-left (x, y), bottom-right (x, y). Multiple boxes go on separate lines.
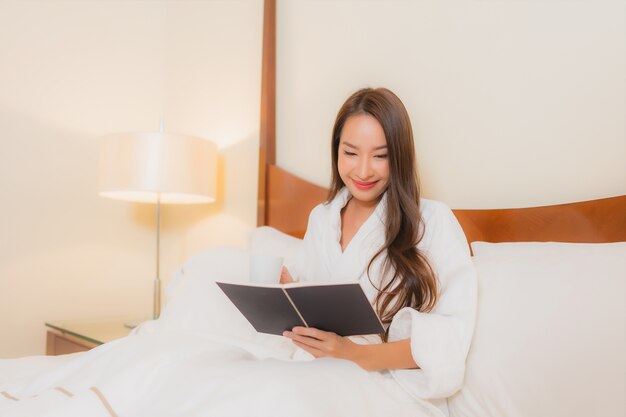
top-left (157, 227), bottom-right (303, 336)
top-left (448, 242), bottom-right (626, 417)
top-left (159, 246), bottom-right (254, 336)
top-left (154, 246), bottom-right (298, 358)
top-left (247, 226), bottom-right (303, 274)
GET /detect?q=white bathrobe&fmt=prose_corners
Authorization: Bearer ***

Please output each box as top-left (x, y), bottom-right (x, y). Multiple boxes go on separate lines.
top-left (292, 187), bottom-right (477, 401)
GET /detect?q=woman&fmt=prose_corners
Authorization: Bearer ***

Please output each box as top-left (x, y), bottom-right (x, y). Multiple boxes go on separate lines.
top-left (282, 87), bottom-right (477, 400)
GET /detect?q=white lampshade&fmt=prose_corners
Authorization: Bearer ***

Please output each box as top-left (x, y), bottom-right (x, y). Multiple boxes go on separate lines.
top-left (99, 132), bottom-right (217, 204)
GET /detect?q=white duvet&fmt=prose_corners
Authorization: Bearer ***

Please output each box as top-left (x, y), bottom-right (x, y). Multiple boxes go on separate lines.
top-left (0, 247), bottom-right (445, 417)
top-left (0, 328), bottom-right (437, 417)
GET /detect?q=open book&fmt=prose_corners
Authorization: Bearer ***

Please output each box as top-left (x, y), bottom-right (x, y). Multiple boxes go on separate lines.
top-left (216, 281), bottom-right (385, 337)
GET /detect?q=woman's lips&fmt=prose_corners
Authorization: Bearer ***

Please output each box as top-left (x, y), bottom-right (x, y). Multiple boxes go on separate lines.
top-left (352, 179), bottom-right (378, 191)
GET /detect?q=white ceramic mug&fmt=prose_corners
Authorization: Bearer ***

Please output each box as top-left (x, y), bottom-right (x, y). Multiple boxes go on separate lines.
top-left (249, 254), bottom-right (284, 284)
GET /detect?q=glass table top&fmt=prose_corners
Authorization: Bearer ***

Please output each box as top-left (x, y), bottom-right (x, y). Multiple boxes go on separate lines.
top-left (45, 318), bottom-right (134, 345)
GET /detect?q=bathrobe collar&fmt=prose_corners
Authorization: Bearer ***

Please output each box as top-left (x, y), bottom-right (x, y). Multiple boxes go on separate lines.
top-left (324, 187), bottom-right (389, 284)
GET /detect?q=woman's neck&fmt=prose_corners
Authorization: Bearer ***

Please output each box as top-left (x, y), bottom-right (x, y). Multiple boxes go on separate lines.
top-left (346, 194), bottom-right (381, 215)
top-left (339, 196), bottom-right (380, 250)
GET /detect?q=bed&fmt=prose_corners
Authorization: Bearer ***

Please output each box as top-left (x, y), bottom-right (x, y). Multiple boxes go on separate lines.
top-left (253, 163), bottom-right (626, 417)
top-left (4, 188), bottom-right (619, 417)
top-left (2, 176), bottom-right (622, 417)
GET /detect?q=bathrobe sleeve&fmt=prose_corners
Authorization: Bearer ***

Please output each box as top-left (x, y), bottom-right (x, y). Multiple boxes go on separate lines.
top-left (388, 201), bottom-right (477, 400)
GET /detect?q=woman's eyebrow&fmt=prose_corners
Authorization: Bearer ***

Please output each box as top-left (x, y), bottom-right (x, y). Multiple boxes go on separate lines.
top-left (342, 141), bottom-right (388, 150)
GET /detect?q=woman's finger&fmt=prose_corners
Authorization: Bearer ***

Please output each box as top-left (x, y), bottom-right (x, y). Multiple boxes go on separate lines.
top-left (292, 340), bottom-right (324, 358)
top-left (279, 267), bottom-right (295, 284)
top-left (292, 327), bottom-right (334, 341)
top-left (283, 331), bottom-right (324, 350)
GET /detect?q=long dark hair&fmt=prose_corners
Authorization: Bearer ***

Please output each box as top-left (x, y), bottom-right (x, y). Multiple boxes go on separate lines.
top-left (328, 88), bottom-right (438, 341)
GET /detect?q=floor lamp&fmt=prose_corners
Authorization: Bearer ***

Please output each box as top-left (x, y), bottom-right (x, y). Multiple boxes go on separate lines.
top-left (99, 131), bottom-right (217, 324)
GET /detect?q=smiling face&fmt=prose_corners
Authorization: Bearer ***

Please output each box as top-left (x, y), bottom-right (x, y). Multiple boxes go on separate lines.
top-left (337, 114), bottom-right (390, 207)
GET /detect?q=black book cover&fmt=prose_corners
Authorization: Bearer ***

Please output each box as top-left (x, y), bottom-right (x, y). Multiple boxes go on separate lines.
top-left (216, 281), bottom-right (384, 337)
top-left (285, 284), bottom-right (384, 336)
top-left (216, 282), bottom-right (305, 335)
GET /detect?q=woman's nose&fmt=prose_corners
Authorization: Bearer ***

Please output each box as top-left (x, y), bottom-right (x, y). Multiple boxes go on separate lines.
top-left (357, 157), bottom-right (373, 179)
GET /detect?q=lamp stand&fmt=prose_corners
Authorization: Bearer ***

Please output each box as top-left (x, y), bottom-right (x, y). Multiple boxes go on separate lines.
top-left (153, 195), bottom-right (162, 319)
top-left (124, 195), bottom-right (162, 329)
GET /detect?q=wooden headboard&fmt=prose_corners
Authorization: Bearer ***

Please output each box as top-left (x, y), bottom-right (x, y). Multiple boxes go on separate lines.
top-left (262, 164), bottom-right (626, 244)
top-left (453, 197), bottom-right (626, 244)
top-left (255, 0), bottom-right (626, 245)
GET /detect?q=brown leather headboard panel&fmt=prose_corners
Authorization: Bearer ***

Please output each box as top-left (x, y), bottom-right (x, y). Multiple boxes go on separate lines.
top-left (265, 165), bottom-right (327, 238)
top-left (452, 195), bottom-right (626, 244)
top-left (263, 164), bottom-right (626, 244)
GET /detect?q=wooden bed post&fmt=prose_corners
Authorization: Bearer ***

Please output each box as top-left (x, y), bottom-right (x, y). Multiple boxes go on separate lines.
top-left (257, 0), bottom-right (276, 227)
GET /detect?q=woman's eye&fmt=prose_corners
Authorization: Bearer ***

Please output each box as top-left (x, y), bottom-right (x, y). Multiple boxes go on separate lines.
top-left (374, 154), bottom-right (388, 159)
top-left (343, 151), bottom-right (357, 156)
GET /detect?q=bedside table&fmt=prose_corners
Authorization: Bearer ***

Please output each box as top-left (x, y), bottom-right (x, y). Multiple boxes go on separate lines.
top-left (45, 319), bottom-right (132, 355)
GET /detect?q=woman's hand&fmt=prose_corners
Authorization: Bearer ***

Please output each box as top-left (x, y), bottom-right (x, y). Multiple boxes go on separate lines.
top-left (279, 266), bottom-right (295, 284)
top-left (283, 328), bottom-right (418, 372)
top-left (283, 327), bottom-right (363, 365)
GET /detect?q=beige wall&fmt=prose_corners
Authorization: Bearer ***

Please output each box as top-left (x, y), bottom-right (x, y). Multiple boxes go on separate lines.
top-left (0, 0), bottom-right (262, 358)
top-left (2, 0), bottom-right (624, 358)
top-left (276, 0), bottom-right (626, 208)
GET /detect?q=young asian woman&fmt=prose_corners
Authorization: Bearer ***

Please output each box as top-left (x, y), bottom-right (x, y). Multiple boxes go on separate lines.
top-left (281, 87), bottom-right (477, 401)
